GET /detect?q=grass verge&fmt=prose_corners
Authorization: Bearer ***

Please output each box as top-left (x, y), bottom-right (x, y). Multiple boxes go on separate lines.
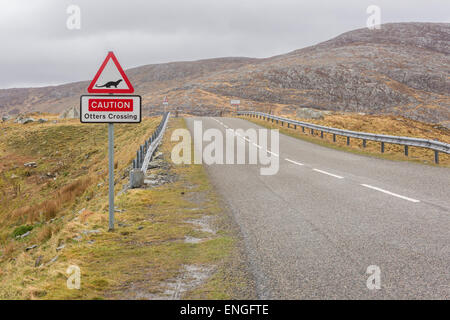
top-left (0, 116), bottom-right (254, 299)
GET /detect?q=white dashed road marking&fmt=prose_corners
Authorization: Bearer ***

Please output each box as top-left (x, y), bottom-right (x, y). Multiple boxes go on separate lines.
top-left (361, 184), bottom-right (420, 203)
top-left (313, 168), bottom-right (344, 179)
top-left (285, 158), bottom-right (304, 166)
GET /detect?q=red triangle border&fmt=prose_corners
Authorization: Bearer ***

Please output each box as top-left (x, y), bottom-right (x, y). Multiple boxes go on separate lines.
top-left (87, 52), bottom-right (134, 94)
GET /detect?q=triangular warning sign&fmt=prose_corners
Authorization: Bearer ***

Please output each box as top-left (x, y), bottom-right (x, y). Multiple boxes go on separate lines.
top-left (87, 52), bottom-right (134, 94)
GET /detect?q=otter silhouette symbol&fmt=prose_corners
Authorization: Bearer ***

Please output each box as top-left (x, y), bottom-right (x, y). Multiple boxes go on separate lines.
top-left (95, 79), bottom-right (123, 88)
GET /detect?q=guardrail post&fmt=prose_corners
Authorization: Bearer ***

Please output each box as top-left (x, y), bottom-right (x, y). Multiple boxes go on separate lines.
top-left (333, 134), bottom-right (336, 142)
top-left (287, 123), bottom-right (290, 128)
top-left (302, 127), bottom-right (305, 133)
top-left (434, 151), bottom-right (439, 164)
top-left (321, 131), bottom-right (324, 139)
top-left (381, 142), bottom-right (385, 153)
top-left (271, 118), bottom-right (273, 123)
top-left (363, 139), bottom-right (366, 148)
top-left (311, 128), bottom-right (314, 135)
top-left (347, 137), bottom-right (350, 146)
top-left (404, 145), bottom-right (408, 156)
top-left (294, 125), bottom-right (297, 129)
top-left (276, 120), bottom-right (278, 124)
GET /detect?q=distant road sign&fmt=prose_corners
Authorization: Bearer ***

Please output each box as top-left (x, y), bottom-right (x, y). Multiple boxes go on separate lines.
top-left (231, 99), bottom-right (240, 105)
top-left (80, 95), bottom-right (141, 123)
top-left (163, 96), bottom-right (169, 106)
top-left (87, 52), bottom-right (134, 94)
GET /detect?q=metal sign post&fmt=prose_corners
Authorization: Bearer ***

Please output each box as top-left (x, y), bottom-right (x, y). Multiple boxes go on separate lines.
top-left (81, 51), bottom-right (141, 232)
top-left (108, 123), bottom-right (114, 231)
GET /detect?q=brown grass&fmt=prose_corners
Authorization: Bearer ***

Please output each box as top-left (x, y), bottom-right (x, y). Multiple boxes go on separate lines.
top-left (2, 242), bottom-right (16, 259)
top-left (5, 176), bottom-right (93, 225)
top-left (36, 225), bottom-right (53, 243)
top-left (80, 210), bottom-right (95, 224)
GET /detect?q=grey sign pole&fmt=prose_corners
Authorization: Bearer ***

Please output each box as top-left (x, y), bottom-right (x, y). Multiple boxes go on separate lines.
top-left (108, 122), bottom-right (115, 231)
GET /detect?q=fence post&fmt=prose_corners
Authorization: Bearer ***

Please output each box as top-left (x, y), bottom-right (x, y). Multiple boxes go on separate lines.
top-left (136, 150), bottom-right (140, 167)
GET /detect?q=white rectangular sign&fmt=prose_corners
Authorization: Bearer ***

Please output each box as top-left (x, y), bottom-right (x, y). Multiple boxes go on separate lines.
top-left (230, 100), bottom-right (240, 105)
top-left (80, 95), bottom-right (142, 123)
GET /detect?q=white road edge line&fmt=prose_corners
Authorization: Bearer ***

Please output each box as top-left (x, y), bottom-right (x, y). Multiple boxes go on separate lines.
top-left (360, 184), bottom-right (420, 203)
top-left (285, 158), bottom-right (304, 166)
top-left (313, 168), bottom-right (344, 179)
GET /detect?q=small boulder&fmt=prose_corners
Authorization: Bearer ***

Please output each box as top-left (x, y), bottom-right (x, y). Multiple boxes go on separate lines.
top-left (35, 256), bottom-right (43, 267)
top-left (59, 106), bottom-right (79, 119)
top-left (21, 118), bottom-right (36, 124)
top-left (20, 231), bottom-right (31, 238)
top-left (24, 162), bottom-right (37, 168)
top-left (25, 245), bottom-right (38, 251)
top-left (48, 255), bottom-right (58, 265)
top-left (296, 108), bottom-right (325, 120)
top-left (130, 169), bottom-right (144, 188)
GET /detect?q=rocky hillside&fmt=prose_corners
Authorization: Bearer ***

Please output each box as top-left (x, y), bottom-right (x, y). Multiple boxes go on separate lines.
top-left (1, 22), bottom-right (449, 126)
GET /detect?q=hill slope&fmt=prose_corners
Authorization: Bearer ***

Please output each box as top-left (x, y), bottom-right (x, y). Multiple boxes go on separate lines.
top-left (1, 22), bottom-right (449, 125)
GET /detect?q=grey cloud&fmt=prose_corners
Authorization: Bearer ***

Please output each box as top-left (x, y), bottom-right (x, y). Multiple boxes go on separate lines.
top-left (0, 0), bottom-right (448, 88)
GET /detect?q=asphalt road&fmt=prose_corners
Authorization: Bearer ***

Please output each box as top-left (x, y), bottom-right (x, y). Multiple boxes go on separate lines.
top-left (184, 117), bottom-right (450, 299)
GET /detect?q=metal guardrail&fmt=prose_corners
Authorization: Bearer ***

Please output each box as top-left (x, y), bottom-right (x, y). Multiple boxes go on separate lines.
top-left (238, 111), bottom-right (450, 164)
top-left (132, 112), bottom-right (170, 172)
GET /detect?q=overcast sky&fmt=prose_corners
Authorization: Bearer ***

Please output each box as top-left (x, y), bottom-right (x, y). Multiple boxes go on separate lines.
top-left (0, 0), bottom-right (448, 88)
